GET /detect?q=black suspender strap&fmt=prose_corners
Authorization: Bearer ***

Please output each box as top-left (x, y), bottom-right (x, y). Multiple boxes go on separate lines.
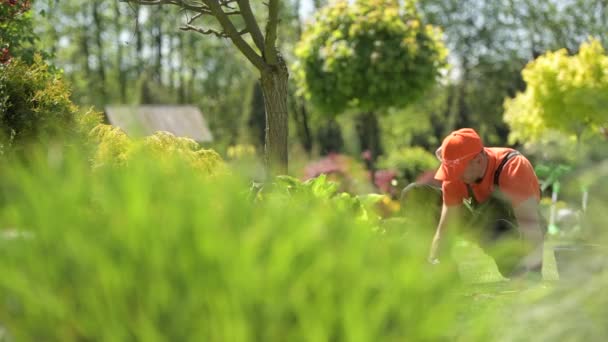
top-left (493, 151), bottom-right (521, 186)
top-left (466, 183), bottom-right (475, 201)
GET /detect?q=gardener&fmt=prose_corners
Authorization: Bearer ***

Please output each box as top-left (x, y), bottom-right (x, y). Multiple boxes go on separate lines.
top-left (402, 128), bottom-right (545, 279)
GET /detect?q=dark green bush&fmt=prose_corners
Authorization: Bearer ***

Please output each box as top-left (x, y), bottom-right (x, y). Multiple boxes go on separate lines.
top-left (0, 55), bottom-right (78, 149)
top-left (0, 0), bottom-right (38, 64)
top-left (377, 146), bottom-right (440, 184)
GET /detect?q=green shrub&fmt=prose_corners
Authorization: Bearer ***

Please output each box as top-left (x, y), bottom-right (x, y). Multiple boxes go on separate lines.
top-left (294, 0), bottom-right (447, 115)
top-left (0, 149), bottom-right (463, 341)
top-left (0, 55), bottom-right (78, 149)
top-left (0, 0), bottom-right (37, 64)
top-left (377, 146), bottom-right (439, 184)
top-left (89, 125), bottom-right (226, 176)
top-left (504, 38), bottom-right (608, 145)
top-left (261, 174), bottom-right (388, 223)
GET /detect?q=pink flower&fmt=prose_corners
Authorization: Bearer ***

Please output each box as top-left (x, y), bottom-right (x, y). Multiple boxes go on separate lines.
top-left (374, 169), bottom-right (397, 194)
top-left (361, 149), bottom-right (372, 161)
top-left (0, 47), bottom-right (11, 64)
top-left (303, 153), bottom-right (348, 179)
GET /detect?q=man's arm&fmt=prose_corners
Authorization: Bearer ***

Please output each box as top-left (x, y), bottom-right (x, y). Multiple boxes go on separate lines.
top-left (428, 203), bottom-right (463, 263)
top-left (513, 197), bottom-right (544, 270)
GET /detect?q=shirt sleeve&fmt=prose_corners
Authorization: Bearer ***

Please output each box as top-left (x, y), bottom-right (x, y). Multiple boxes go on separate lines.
top-left (441, 180), bottom-right (468, 206)
top-left (498, 155), bottom-right (541, 206)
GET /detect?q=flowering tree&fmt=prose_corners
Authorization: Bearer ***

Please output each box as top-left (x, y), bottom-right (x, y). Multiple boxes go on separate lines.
top-left (0, 0), bottom-right (35, 64)
top-left (122, 0), bottom-right (289, 175)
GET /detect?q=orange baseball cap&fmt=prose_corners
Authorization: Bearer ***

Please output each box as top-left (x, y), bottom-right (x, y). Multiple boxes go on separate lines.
top-left (434, 128), bottom-right (484, 181)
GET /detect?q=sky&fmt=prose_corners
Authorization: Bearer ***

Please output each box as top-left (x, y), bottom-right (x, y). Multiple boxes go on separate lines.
top-left (299, 0), bottom-right (315, 19)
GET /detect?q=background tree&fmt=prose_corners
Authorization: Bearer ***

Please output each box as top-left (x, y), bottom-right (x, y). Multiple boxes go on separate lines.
top-left (123, 0), bottom-right (290, 175)
top-left (295, 0), bottom-right (447, 165)
top-left (0, 56), bottom-right (79, 150)
top-left (417, 0), bottom-right (608, 144)
top-left (504, 38), bottom-right (608, 149)
top-left (286, 0), bottom-right (313, 156)
top-left (0, 0), bottom-right (81, 152)
top-left (34, 1), bottom-right (261, 154)
top-left (26, 0), bottom-right (608, 180)
top-left (0, 0), bottom-right (36, 64)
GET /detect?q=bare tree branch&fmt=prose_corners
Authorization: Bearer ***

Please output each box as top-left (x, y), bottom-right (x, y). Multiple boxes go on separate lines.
top-left (202, 0), bottom-right (266, 70)
top-left (186, 11), bottom-right (207, 25)
top-left (185, 8), bottom-right (241, 22)
top-left (123, 0), bottom-right (266, 70)
top-left (264, 0), bottom-right (280, 65)
top-left (125, 0), bottom-right (238, 16)
top-left (220, 0), bottom-right (238, 9)
top-left (121, 0), bottom-right (210, 13)
top-left (179, 24), bottom-right (247, 38)
top-left (237, 0), bottom-right (265, 52)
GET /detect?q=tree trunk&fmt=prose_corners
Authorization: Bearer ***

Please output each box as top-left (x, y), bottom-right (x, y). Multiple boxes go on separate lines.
top-left (178, 34), bottom-right (186, 104)
top-left (188, 67), bottom-right (197, 103)
top-left (92, 1), bottom-right (107, 103)
top-left (312, 0), bottom-right (326, 9)
top-left (45, 0), bottom-right (59, 57)
top-left (260, 60), bottom-right (289, 175)
top-left (443, 83), bottom-right (459, 135)
top-left (356, 111), bottom-right (383, 188)
top-left (317, 118), bottom-right (344, 155)
top-left (113, 1), bottom-right (127, 103)
top-left (455, 81), bottom-right (470, 129)
top-left (248, 82), bottom-right (266, 149)
top-left (355, 111), bottom-right (383, 163)
top-left (154, 7), bottom-right (163, 81)
top-left (187, 35), bottom-right (196, 103)
top-left (135, 6), bottom-right (143, 74)
top-left (79, 25), bottom-right (92, 85)
top-left (289, 89), bottom-right (313, 156)
top-left (291, 0), bottom-right (313, 156)
top-left (168, 34), bottom-right (176, 96)
top-left (295, 101), bottom-right (313, 156)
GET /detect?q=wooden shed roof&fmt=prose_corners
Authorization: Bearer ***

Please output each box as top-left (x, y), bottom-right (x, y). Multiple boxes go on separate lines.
top-left (104, 105), bottom-right (213, 142)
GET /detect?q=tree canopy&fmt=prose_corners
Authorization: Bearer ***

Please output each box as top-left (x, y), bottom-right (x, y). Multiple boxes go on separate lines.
top-left (504, 38), bottom-right (608, 144)
top-left (294, 0), bottom-right (447, 115)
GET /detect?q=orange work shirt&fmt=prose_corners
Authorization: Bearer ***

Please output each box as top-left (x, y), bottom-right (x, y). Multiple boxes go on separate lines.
top-left (441, 147), bottom-right (540, 207)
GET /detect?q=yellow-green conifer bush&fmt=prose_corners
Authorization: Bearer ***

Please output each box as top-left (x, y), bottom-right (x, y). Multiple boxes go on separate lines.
top-left (504, 38), bottom-right (608, 146)
top-left (0, 55), bottom-right (78, 150)
top-left (89, 125), bottom-right (225, 176)
top-left (89, 124), bottom-right (133, 167)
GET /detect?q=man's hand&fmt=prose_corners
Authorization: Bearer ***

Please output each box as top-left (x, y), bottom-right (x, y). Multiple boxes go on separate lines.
top-left (428, 234), bottom-right (441, 264)
top-left (513, 197), bottom-right (544, 267)
top-left (428, 203), bottom-right (462, 267)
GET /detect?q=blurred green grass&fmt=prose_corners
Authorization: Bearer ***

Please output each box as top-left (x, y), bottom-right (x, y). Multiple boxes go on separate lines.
top-left (0, 146), bottom-right (606, 341)
top-left (455, 238), bottom-right (559, 284)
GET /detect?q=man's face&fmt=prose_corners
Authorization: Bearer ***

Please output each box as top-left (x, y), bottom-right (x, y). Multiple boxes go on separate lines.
top-left (460, 154), bottom-right (483, 184)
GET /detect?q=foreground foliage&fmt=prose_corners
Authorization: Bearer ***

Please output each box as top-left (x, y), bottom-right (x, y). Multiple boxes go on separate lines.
top-left (0, 146), bottom-right (607, 341)
top-left (0, 150), bottom-right (462, 341)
